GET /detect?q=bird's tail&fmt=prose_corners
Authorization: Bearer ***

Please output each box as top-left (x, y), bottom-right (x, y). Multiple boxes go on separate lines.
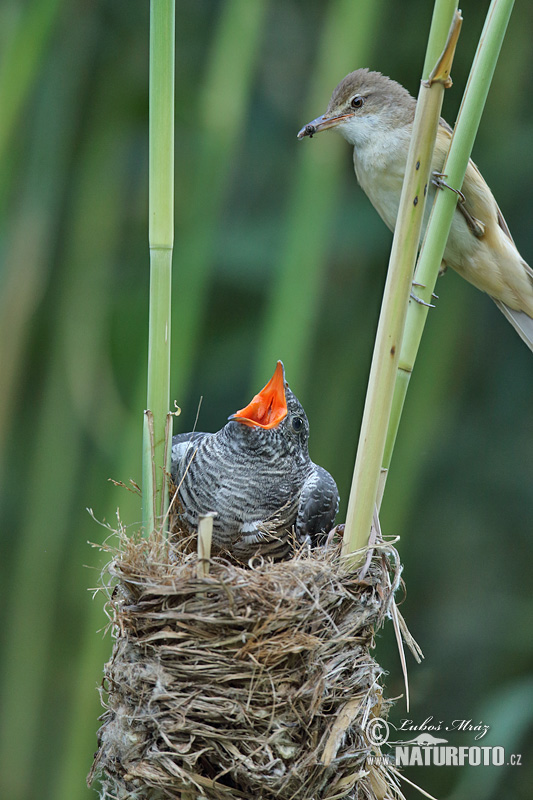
top-left (493, 298), bottom-right (533, 353)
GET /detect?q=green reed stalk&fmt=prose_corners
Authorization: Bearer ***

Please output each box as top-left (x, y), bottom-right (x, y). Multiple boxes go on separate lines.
top-left (380, 0), bottom-right (515, 501)
top-left (341, 0), bottom-right (460, 564)
top-left (142, 0), bottom-right (175, 534)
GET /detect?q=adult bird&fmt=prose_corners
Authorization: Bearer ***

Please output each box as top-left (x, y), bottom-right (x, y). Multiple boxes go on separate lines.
top-left (297, 68), bottom-right (533, 351)
top-left (170, 361), bottom-right (339, 562)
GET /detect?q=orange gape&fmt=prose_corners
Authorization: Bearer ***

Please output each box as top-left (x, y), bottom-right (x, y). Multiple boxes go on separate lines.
top-left (230, 361), bottom-right (288, 429)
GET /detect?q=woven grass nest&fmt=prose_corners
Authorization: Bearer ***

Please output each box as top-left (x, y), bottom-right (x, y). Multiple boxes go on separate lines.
top-left (89, 527), bottom-right (415, 800)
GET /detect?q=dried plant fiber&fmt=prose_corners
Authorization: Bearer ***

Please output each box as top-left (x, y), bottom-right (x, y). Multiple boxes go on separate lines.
top-left (89, 530), bottom-right (406, 800)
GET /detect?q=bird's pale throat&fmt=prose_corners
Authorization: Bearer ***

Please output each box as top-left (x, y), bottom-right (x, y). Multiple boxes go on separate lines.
top-left (229, 361), bottom-right (287, 429)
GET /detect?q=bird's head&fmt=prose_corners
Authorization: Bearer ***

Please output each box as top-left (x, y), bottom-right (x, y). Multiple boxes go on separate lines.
top-left (228, 361), bottom-right (309, 452)
top-left (297, 68), bottom-right (415, 147)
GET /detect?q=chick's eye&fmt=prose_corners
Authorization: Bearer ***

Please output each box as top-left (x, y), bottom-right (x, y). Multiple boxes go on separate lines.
top-left (291, 415), bottom-right (304, 433)
top-left (351, 95), bottom-right (364, 109)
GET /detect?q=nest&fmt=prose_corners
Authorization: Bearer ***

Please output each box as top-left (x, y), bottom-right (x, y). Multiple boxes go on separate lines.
top-left (89, 529), bottom-right (411, 800)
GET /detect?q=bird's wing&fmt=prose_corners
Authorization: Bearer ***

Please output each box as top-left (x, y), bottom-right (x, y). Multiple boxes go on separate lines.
top-left (456, 142), bottom-right (533, 348)
top-left (438, 120), bottom-right (533, 350)
top-left (170, 432), bottom-right (209, 481)
top-left (439, 116), bottom-right (453, 136)
top-left (490, 300), bottom-right (533, 351)
top-left (296, 465), bottom-right (339, 547)
top-left (437, 120), bottom-right (503, 238)
top-left (488, 192), bottom-right (533, 349)
top-left (495, 203), bottom-right (515, 243)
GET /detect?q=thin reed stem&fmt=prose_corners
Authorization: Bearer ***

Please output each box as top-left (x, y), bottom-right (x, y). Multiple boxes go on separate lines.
top-left (341, 0), bottom-right (460, 564)
top-left (142, 0), bottom-right (175, 534)
top-left (380, 0), bottom-right (515, 498)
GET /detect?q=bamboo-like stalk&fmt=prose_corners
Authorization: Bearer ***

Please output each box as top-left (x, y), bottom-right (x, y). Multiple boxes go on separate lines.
top-left (142, 0), bottom-right (175, 535)
top-left (341, 0), bottom-right (460, 565)
top-left (380, 0), bottom-right (516, 504)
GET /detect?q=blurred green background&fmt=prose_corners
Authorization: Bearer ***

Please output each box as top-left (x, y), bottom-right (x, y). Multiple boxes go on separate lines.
top-left (1, 1), bottom-right (532, 798)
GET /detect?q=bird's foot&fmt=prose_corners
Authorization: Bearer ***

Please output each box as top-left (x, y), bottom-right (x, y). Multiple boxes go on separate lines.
top-left (410, 282), bottom-right (436, 308)
top-left (432, 171), bottom-right (466, 203)
top-left (412, 281), bottom-right (438, 300)
top-left (432, 172), bottom-right (485, 238)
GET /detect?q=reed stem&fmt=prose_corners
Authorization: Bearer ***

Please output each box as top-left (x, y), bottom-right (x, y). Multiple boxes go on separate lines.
top-left (142, 0), bottom-right (175, 534)
top-left (341, 0), bottom-right (460, 564)
top-left (380, 0), bottom-right (515, 501)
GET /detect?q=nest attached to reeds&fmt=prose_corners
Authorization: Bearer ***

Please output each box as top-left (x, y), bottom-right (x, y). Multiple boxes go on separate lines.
top-left (89, 528), bottom-right (412, 800)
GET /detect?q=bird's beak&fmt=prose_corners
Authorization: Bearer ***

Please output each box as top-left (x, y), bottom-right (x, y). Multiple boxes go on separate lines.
top-left (229, 361), bottom-right (287, 429)
top-left (297, 112), bottom-right (353, 139)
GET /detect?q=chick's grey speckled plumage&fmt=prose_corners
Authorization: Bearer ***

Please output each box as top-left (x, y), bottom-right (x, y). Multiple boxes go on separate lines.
top-left (170, 365), bottom-right (338, 561)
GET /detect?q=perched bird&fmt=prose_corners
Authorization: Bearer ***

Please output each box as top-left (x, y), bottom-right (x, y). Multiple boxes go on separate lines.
top-left (297, 68), bottom-right (533, 351)
top-left (170, 361), bottom-right (339, 561)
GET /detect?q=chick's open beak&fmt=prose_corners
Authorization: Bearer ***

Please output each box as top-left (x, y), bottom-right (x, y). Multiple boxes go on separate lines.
top-left (297, 112), bottom-right (353, 139)
top-left (229, 361), bottom-right (287, 429)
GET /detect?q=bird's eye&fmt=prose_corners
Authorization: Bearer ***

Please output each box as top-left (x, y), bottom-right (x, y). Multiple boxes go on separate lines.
top-left (291, 415), bottom-right (304, 433)
top-left (351, 95), bottom-right (365, 109)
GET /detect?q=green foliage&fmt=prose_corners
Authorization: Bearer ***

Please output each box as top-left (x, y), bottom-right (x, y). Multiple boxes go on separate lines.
top-left (0, 2), bottom-right (532, 798)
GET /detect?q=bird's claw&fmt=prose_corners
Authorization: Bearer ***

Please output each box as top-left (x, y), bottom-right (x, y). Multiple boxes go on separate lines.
top-left (410, 290), bottom-right (435, 308)
top-left (432, 172), bottom-right (466, 204)
top-left (412, 281), bottom-right (438, 300)
top-left (433, 172), bottom-right (485, 238)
